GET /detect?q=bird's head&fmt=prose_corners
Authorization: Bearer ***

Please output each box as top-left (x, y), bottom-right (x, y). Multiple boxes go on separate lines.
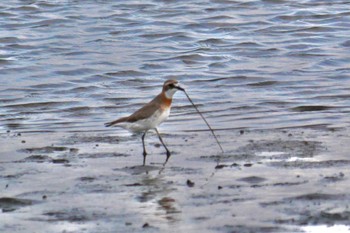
top-left (163, 79), bottom-right (184, 99)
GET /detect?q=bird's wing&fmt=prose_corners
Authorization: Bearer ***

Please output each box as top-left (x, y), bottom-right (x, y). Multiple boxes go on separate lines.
top-left (105, 116), bottom-right (129, 127)
top-left (127, 99), bottom-right (160, 122)
top-left (105, 94), bottom-right (161, 127)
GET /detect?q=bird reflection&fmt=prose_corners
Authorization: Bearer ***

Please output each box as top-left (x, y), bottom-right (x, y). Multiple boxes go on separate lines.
top-left (136, 174), bottom-right (180, 223)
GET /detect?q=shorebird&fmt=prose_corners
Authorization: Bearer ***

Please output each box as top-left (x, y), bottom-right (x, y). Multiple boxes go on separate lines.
top-left (105, 79), bottom-right (184, 166)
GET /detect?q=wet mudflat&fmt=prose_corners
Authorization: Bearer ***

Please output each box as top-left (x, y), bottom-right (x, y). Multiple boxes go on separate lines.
top-left (1, 128), bottom-right (350, 233)
top-left (1, 0), bottom-right (350, 232)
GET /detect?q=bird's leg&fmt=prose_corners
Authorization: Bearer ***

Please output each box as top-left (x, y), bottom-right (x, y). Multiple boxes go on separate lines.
top-left (155, 128), bottom-right (171, 165)
top-left (142, 132), bottom-right (147, 166)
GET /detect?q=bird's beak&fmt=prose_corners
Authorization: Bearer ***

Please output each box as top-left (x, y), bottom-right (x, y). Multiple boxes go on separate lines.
top-left (176, 85), bottom-right (185, 91)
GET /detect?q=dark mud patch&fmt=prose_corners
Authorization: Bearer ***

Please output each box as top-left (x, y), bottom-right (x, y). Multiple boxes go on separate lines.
top-left (291, 193), bottom-right (347, 201)
top-left (14, 155), bottom-right (70, 164)
top-left (269, 159), bottom-right (350, 169)
top-left (42, 209), bottom-right (91, 222)
top-left (271, 181), bottom-right (308, 187)
top-left (261, 193), bottom-right (350, 225)
top-left (310, 211), bottom-right (350, 224)
top-left (124, 182), bottom-right (143, 187)
top-left (199, 154), bottom-right (255, 163)
top-left (16, 155), bottom-right (52, 163)
top-left (0, 173), bottom-right (27, 180)
top-left (51, 158), bottom-right (69, 164)
top-left (262, 193), bottom-right (348, 207)
top-left (215, 162), bottom-right (243, 169)
top-left (64, 135), bottom-right (127, 144)
top-left (321, 172), bottom-right (345, 183)
top-left (78, 152), bottom-right (129, 159)
top-left (79, 176), bottom-right (97, 182)
top-left (227, 180), bottom-right (308, 190)
top-left (20, 146), bottom-right (78, 154)
top-left (237, 176), bottom-right (267, 184)
top-left (0, 197), bottom-right (35, 212)
top-left (118, 165), bottom-right (161, 175)
top-left (275, 210), bottom-right (350, 226)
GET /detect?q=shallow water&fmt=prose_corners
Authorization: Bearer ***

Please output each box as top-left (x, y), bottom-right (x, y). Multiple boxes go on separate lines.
top-left (1, 0), bottom-right (350, 232)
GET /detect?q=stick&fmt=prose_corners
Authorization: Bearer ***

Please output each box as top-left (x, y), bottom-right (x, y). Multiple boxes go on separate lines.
top-left (183, 90), bottom-right (224, 155)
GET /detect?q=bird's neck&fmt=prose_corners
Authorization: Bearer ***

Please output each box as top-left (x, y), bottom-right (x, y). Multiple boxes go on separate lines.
top-left (161, 91), bottom-right (172, 107)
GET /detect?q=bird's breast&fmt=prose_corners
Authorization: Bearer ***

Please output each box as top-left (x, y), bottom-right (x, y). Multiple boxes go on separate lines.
top-left (155, 107), bottom-right (170, 124)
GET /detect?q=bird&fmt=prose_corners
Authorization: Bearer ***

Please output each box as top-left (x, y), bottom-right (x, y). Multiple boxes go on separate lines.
top-left (105, 79), bottom-right (184, 166)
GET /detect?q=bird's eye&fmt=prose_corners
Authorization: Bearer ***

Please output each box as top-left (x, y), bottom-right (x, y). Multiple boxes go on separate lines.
top-left (169, 84), bottom-right (175, 88)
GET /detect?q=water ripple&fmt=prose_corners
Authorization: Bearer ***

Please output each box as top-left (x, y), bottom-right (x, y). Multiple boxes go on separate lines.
top-left (0, 0), bottom-right (349, 133)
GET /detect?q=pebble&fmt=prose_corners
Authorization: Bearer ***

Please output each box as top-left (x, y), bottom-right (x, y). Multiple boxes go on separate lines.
top-left (186, 179), bottom-right (195, 187)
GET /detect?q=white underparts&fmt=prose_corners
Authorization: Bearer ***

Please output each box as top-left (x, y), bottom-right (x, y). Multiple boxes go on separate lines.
top-left (118, 108), bottom-right (171, 133)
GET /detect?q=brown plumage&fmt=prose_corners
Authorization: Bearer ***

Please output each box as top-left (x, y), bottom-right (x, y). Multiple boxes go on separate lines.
top-left (105, 92), bottom-right (172, 127)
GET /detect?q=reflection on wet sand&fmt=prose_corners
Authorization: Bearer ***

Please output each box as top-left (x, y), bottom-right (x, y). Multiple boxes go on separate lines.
top-left (137, 173), bottom-right (180, 224)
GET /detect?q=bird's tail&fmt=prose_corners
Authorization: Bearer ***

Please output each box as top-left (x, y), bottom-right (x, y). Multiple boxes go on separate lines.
top-left (105, 117), bottom-right (128, 127)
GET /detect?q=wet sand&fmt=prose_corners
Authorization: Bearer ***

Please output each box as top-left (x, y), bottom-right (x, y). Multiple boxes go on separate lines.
top-left (1, 127), bottom-right (350, 232)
